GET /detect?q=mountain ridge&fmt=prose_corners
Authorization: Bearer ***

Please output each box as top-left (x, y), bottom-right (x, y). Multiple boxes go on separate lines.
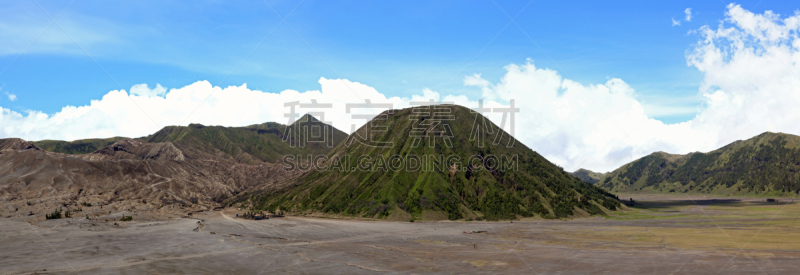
top-left (0, 115), bottom-right (343, 218)
top-left (32, 137), bottom-right (127, 155)
top-left (596, 131), bottom-right (800, 195)
top-left (571, 168), bottom-right (606, 184)
top-left (0, 138), bottom-right (43, 151)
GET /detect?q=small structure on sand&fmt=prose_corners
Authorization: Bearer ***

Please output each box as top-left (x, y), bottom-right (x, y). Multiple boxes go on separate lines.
top-left (237, 211), bottom-right (271, 220)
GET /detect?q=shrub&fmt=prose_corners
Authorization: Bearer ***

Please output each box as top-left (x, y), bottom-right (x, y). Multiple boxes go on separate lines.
top-left (120, 215), bottom-right (133, 221)
top-left (46, 209), bottom-right (62, 220)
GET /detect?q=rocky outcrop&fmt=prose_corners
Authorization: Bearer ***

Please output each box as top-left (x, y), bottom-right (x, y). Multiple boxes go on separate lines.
top-left (86, 139), bottom-right (186, 161)
top-left (0, 138), bottom-right (42, 151)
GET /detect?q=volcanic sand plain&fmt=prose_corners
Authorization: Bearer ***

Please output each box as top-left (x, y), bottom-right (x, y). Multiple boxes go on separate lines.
top-left (3, 194), bottom-right (800, 274)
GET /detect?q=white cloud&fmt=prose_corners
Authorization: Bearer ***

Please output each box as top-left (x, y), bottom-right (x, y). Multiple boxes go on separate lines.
top-left (129, 83), bottom-right (166, 97)
top-left (685, 8), bottom-right (693, 22)
top-left (641, 103), bottom-right (699, 117)
top-left (0, 63), bottom-right (701, 172)
top-left (463, 62), bottom-right (712, 172)
top-left (4, 92), bottom-right (16, 102)
top-left (0, 79), bottom-right (416, 142)
top-left (672, 17), bottom-right (682, 26)
top-left (686, 3), bottom-right (800, 146)
top-left (456, 4), bottom-right (800, 171)
top-left (0, 4), bottom-right (796, 173)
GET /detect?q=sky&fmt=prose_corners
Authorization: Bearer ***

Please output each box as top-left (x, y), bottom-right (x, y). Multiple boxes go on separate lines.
top-left (1, 0), bottom-right (799, 172)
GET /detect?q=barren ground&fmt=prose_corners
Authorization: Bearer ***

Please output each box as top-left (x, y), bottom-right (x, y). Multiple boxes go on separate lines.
top-left (3, 194), bottom-right (800, 274)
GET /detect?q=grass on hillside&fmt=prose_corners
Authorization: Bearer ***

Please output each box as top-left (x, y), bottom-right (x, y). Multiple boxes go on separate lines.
top-left (253, 106), bottom-right (620, 220)
top-left (141, 116), bottom-right (347, 164)
top-left (598, 133), bottom-right (800, 196)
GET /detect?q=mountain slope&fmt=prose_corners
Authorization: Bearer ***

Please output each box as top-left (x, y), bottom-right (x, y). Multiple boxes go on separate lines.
top-left (571, 168), bottom-right (606, 184)
top-left (0, 116), bottom-right (343, 217)
top-left (252, 105), bottom-right (620, 220)
top-left (0, 138), bottom-right (42, 151)
top-left (140, 114), bottom-right (347, 164)
top-left (597, 132), bottom-right (800, 195)
top-left (0, 138), bottom-right (300, 216)
top-left (33, 137), bottom-right (126, 155)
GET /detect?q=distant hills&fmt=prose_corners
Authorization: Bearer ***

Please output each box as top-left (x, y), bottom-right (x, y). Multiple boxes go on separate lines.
top-left (32, 114), bottom-right (348, 163)
top-left (11, 106), bottom-right (799, 220)
top-left (33, 137), bottom-right (127, 155)
top-left (597, 132), bottom-right (800, 196)
top-left (571, 169), bottom-right (606, 184)
top-left (0, 115), bottom-right (346, 216)
top-left (253, 105), bottom-right (620, 220)
top-left (139, 114), bottom-right (348, 164)
top-left (1, 107), bottom-right (622, 220)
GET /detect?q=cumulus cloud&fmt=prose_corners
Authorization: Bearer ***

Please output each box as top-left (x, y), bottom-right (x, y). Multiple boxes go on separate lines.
top-left (4, 92), bottom-right (16, 102)
top-left (129, 83), bottom-right (167, 97)
top-left (460, 4), bottom-right (800, 171)
top-left (0, 63), bottom-right (700, 172)
top-left (686, 3), bottom-right (800, 146)
top-left (0, 77), bottom-right (482, 142)
top-left (0, 4), bottom-right (796, 173)
top-left (0, 79), bottom-right (400, 142)
top-left (463, 62), bottom-right (711, 172)
top-left (685, 8), bottom-right (693, 22)
top-left (672, 17), bottom-right (682, 26)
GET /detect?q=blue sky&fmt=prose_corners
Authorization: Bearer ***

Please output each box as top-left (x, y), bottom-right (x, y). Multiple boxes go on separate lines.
top-left (4, 1), bottom-right (800, 172)
top-left (1, 0), bottom-right (791, 124)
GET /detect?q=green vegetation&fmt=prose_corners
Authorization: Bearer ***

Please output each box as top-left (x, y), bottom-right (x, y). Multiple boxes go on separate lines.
top-left (29, 114), bottom-right (346, 165)
top-left (598, 132), bottom-right (800, 195)
top-left (138, 114), bottom-right (347, 164)
top-left (571, 168), bottom-right (606, 184)
top-left (33, 137), bottom-right (127, 154)
top-left (45, 208), bottom-right (69, 219)
top-left (253, 105), bottom-right (620, 220)
top-left (120, 215), bottom-right (133, 221)
top-left (45, 209), bottom-right (61, 219)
